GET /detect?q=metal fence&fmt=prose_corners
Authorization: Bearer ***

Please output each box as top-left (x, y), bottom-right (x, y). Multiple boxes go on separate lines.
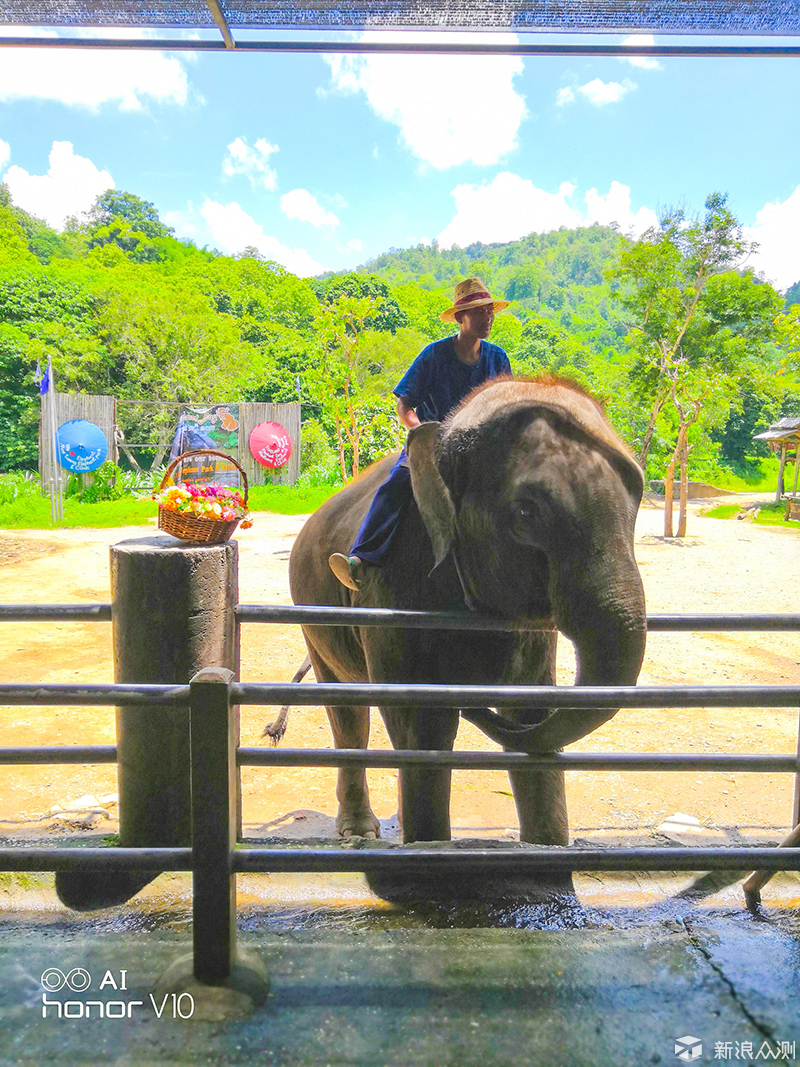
top-left (1, 603), bottom-right (800, 985)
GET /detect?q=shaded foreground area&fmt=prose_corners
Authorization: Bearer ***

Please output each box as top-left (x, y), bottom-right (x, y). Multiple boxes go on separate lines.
top-left (0, 500), bottom-right (798, 1063)
top-left (2, 860), bottom-right (800, 1066)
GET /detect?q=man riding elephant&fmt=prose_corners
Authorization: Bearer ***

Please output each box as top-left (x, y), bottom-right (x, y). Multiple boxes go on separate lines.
top-left (329, 276), bottom-right (511, 590)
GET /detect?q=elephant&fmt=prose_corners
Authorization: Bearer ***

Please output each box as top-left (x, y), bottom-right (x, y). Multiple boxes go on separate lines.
top-left (289, 377), bottom-right (646, 898)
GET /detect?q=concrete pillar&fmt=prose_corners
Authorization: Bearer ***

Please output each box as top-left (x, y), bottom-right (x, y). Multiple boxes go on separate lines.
top-left (55, 535), bottom-right (239, 910)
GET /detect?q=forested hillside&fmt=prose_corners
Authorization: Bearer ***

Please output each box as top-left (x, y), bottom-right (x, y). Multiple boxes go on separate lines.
top-left (1, 183), bottom-right (798, 493)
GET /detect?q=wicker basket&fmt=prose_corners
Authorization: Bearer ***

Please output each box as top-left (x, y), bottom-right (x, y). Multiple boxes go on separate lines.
top-left (157, 449), bottom-right (249, 544)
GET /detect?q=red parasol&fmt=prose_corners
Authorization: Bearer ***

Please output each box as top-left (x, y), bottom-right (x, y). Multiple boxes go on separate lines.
top-left (248, 421), bottom-right (293, 469)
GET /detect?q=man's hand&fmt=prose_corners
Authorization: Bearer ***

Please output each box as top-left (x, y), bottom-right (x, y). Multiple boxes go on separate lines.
top-left (397, 397), bottom-right (421, 429)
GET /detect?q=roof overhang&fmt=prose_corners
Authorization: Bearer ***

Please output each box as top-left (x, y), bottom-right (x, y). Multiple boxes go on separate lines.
top-left (1, 2), bottom-right (799, 55)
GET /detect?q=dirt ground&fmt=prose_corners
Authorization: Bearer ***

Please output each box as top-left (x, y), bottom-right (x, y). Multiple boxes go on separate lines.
top-left (0, 497), bottom-right (798, 844)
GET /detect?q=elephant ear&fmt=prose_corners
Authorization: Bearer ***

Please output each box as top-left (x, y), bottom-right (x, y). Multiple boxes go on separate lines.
top-left (406, 421), bottom-right (456, 569)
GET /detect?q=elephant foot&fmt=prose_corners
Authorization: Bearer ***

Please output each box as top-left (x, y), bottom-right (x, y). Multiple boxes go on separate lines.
top-left (366, 861), bottom-right (576, 906)
top-left (336, 809), bottom-right (381, 839)
top-left (55, 870), bottom-right (157, 911)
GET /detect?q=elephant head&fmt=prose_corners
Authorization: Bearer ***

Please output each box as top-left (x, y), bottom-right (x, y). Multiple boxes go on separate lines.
top-left (406, 378), bottom-right (646, 753)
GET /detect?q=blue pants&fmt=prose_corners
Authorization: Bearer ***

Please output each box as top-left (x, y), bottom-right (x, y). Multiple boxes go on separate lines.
top-left (351, 451), bottom-right (413, 565)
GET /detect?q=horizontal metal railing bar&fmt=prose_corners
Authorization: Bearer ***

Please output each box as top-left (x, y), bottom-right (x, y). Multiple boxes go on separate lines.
top-left (2, 846), bottom-right (796, 876)
top-left (0, 684), bottom-right (189, 706)
top-left (233, 847), bottom-right (800, 875)
top-left (236, 605), bottom-right (800, 632)
top-left (236, 604), bottom-right (557, 631)
top-left (3, 38), bottom-right (800, 58)
top-left (238, 747), bottom-right (799, 773)
top-left (3, 603), bottom-right (799, 632)
top-left (0, 746), bottom-right (117, 764)
top-left (0, 848), bottom-right (192, 872)
top-left (233, 682), bottom-right (800, 709)
top-left (0, 745), bottom-right (792, 772)
top-left (0, 604), bottom-right (113, 622)
top-left (0, 681), bottom-right (794, 711)
top-left (646, 614), bottom-right (800, 631)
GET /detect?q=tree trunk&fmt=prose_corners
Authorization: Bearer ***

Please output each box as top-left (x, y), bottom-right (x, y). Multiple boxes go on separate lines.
top-left (636, 393), bottom-right (666, 471)
top-left (677, 435), bottom-right (689, 537)
top-left (663, 466), bottom-right (675, 537)
top-left (663, 427), bottom-right (686, 538)
top-left (351, 434), bottom-right (360, 479)
top-left (117, 441), bottom-right (142, 472)
top-left (334, 418), bottom-right (347, 482)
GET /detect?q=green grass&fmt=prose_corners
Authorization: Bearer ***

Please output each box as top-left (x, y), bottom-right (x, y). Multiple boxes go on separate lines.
top-left (0, 493), bottom-right (156, 529)
top-left (247, 483), bottom-right (339, 514)
top-left (704, 504), bottom-right (741, 520)
top-left (0, 482), bottom-right (340, 529)
top-left (704, 501), bottom-right (800, 530)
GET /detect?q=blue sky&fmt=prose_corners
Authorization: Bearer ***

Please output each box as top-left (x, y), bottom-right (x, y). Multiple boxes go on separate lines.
top-left (1, 29), bottom-right (799, 288)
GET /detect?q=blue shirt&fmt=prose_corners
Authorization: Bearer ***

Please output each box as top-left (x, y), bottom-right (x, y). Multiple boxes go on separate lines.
top-left (393, 336), bottom-right (511, 424)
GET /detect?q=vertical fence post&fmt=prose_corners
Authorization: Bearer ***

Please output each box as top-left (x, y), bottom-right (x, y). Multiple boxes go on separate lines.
top-left (190, 666), bottom-right (237, 983)
top-left (793, 707), bottom-right (800, 829)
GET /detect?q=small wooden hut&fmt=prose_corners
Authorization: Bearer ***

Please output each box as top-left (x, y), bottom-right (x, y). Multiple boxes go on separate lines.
top-left (754, 417), bottom-right (800, 507)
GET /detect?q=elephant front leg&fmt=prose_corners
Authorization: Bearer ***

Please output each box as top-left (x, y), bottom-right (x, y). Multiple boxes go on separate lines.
top-left (499, 700), bottom-right (569, 846)
top-left (327, 704), bottom-right (381, 838)
top-left (508, 763), bottom-right (569, 846)
top-left (381, 706), bottom-right (459, 844)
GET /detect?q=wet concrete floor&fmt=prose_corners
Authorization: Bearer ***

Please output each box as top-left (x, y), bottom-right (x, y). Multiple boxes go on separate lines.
top-left (2, 852), bottom-right (800, 1067)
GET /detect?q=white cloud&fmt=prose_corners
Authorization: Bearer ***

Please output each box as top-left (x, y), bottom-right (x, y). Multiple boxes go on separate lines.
top-left (222, 137), bottom-right (279, 191)
top-left (745, 186), bottom-right (800, 291)
top-left (438, 172), bottom-right (657, 248)
top-left (584, 181), bottom-right (658, 236)
top-left (162, 206), bottom-right (199, 239)
top-left (200, 199), bottom-right (323, 277)
top-left (578, 78), bottom-right (636, 107)
top-left (346, 237), bottom-right (363, 251)
top-left (556, 77), bottom-right (636, 109)
top-left (438, 173), bottom-right (582, 247)
top-left (324, 31), bottom-right (526, 168)
top-left (0, 139), bottom-right (9, 171)
top-left (3, 141), bottom-right (113, 229)
top-left (620, 35), bottom-right (662, 70)
top-left (0, 33), bottom-right (190, 111)
top-left (281, 189), bottom-right (339, 228)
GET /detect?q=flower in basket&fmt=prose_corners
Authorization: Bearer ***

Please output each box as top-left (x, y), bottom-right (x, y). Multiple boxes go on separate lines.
top-left (154, 482), bottom-right (252, 528)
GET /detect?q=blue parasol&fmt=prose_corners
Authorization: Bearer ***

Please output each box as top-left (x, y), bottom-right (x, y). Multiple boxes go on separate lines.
top-left (56, 420), bottom-right (108, 472)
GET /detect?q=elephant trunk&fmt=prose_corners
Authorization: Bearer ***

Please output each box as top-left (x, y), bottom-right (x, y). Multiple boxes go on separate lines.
top-left (462, 547), bottom-right (646, 754)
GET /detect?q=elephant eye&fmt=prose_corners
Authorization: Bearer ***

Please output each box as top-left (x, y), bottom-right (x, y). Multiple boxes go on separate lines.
top-left (515, 498), bottom-right (540, 522)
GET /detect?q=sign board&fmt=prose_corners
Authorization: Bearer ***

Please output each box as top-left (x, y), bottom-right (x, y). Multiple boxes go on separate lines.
top-left (169, 405), bottom-right (240, 486)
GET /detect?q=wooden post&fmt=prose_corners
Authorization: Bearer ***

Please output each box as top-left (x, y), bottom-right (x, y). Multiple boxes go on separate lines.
top-left (54, 536), bottom-right (239, 911)
top-left (153, 666), bottom-right (267, 1014)
top-left (793, 706), bottom-right (800, 831)
top-left (775, 443), bottom-right (787, 504)
top-left (190, 667), bottom-right (237, 983)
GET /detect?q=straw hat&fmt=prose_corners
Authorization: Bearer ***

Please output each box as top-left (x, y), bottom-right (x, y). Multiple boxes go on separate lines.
top-left (440, 277), bottom-right (510, 323)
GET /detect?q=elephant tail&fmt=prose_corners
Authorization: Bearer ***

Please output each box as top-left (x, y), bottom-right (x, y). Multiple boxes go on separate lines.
top-left (260, 654), bottom-right (313, 745)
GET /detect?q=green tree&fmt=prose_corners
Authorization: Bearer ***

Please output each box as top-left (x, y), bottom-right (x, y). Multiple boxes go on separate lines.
top-left (87, 190), bottom-right (174, 240)
top-left (609, 193), bottom-right (770, 535)
top-left (308, 294), bottom-right (408, 480)
top-left (321, 272), bottom-right (408, 334)
top-left (784, 279), bottom-right (800, 311)
top-left (0, 324), bottom-right (39, 470)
